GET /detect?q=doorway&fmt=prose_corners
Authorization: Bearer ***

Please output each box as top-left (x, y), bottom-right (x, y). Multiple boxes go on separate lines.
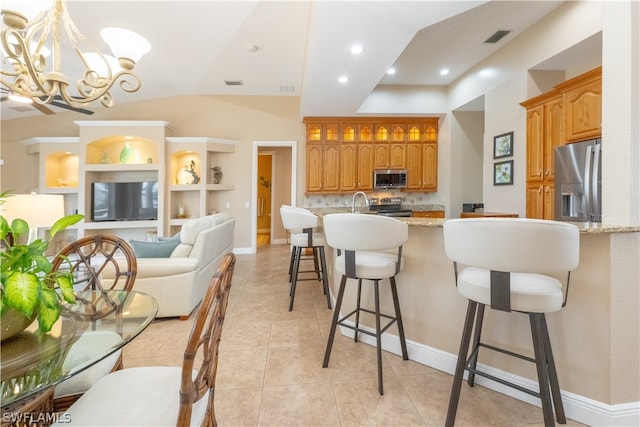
top-left (251, 141), bottom-right (297, 253)
top-left (257, 153), bottom-right (273, 248)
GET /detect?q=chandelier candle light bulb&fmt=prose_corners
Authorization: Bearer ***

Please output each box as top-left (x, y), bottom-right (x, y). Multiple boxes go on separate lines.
top-left (0, 0), bottom-right (151, 108)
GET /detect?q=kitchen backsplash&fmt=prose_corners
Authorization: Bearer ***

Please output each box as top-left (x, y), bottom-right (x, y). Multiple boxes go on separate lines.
top-left (304, 191), bottom-right (445, 210)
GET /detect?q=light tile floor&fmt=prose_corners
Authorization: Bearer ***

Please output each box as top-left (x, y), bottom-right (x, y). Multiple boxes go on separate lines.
top-left (123, 243), bottom-right (585, 427)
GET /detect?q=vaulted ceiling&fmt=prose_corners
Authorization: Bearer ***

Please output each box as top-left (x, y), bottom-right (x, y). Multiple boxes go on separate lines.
top-left (1, 0), bottom-right (566, 120)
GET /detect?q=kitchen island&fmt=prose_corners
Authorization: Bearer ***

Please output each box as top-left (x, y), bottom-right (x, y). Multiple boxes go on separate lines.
top-left (312, 208), bottom-right (640, 426)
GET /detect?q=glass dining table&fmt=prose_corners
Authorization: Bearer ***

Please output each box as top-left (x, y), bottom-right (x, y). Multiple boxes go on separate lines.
top-left (0, 290), bottom-right (158, 408)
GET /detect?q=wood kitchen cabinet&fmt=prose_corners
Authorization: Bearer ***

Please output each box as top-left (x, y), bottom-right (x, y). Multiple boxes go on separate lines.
top-left (340, 144), bottom-right (358, 191)
top-left (422, 142), bottom-right (438, 191)
top-left (412, 210), bottom-right (445, 218)
top-left (305, 143), bottom-right (323, 193)
top-left (303, 117), bottom-right (439, 194)
top-left (390, 144), bottom-right (406, 168)
top-left (524, 104), bottom-right (544, 183)
top-left (305, 142), bottom-right (342, 193)
top-left (405, 143), bottom-right (422, 189)
top-left (403, 142), bottom-right (437, 192)
top-left (372, 143), bottom-right (406, 169)
top-left (526, 183), bottom-right (554, 219)
top-left (357, 144), bottom-right (374, 191)
top-left (523, 93), bottom-right (564, 182)
top-left (323, 144), bottom-right (340, 192)
top-left (556, 67), bottom-right (602, 143)
top-left (373, 144), bottom-right (389, 169)
top-left (305, 142), bottom-right (353, 193)
top-left (521, 66), bottom-right (600, 219)
top-left (521, 93), bottom-right (563, 219)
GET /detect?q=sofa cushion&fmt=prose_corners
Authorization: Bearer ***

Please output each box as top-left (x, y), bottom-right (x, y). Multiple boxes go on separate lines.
top-left (134, 257), bottom-right (199, 278)
top-left (209, 212), bottom-right (233, 225)
top-left (170, 243), bottom-right (192, 258)
top-left (180, 217), bottom-right (216, 245)
top-left (130, 239), bottom-right (181, 258)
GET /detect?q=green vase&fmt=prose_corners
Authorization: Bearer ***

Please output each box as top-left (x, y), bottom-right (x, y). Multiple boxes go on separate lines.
top-left (119, 142), bottom-right (134, 164)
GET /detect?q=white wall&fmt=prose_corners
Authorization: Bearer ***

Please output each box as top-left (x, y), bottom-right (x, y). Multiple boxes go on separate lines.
top-left (601, 1), bottom-right (640, 226)
top-left (449, 110), bottom-right (484, 218)
top-left (482, 73), bottom-right (527, 215)
top-left (447, 1), bottom-right (605, 217)
top-left (359, 85), bottom-right (448, 114)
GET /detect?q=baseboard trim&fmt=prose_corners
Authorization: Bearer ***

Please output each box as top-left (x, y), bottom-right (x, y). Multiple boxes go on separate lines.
top-left (337, 322), bottom-right (640, 426)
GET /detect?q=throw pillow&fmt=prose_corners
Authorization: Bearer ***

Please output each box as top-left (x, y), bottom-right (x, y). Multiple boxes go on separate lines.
top-left (158, 232), bottom-right (181, 242)
top-left (130, 239), bottom-right (180, 258)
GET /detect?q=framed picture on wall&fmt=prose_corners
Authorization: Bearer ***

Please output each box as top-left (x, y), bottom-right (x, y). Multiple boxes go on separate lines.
top-left (494, 160), bottom-right (514, 185)
top-left (493, 131), bottom-right (514, 159)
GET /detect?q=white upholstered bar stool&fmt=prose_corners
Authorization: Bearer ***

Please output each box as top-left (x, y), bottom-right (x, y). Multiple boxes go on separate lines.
top-left (443, 218), bottom-right (579, 427)
top-left (322, 213), bottom-right (409, 395)
top-left (279, 205), bottom-right (331, 311)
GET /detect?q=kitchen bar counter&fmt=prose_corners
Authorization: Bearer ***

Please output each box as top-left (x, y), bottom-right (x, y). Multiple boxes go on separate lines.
top-left (459, 211), bottom-right (519, 218)
top-left (311, 207), bottom-right (640, 425)
top-left (311, 208), bottom-right (640, 234)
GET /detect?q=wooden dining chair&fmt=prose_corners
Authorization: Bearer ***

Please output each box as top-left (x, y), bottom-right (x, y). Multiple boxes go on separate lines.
top-left (51, 252), bottom-right (236, 427)
top-left (50, 234), bottom-right (137, 412)
top-left (50, 234), bottom-right (137, 293)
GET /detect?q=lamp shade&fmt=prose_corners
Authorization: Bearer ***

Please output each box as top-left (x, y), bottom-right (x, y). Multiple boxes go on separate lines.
top-left (101, 27), bottom-right (151, 64)
top-left (1, 194), bottom-right (65, 227)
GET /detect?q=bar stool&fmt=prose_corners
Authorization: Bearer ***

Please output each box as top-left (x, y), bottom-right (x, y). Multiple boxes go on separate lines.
top-left (279, 205), bottom-right (331, 311)
top-left (322, 213), bottom-right (409, 395)
top-left (443, 218), bottom-right (579, 427)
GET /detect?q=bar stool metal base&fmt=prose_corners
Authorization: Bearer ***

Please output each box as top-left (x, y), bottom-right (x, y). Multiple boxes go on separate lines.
top-left (323, 275), bottom-right (408, 395)
top-left (445, 301), bottom-right (566, 427)
top-left (289, 245), bottom-right (331, 311)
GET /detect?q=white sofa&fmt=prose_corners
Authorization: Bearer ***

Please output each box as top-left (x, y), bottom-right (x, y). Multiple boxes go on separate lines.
top-left (129, 213), bottom-right (235, 318)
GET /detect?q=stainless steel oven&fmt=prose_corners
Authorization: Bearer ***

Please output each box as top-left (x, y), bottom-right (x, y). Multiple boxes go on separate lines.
top-left (369, 197), bottom-right (412, 217)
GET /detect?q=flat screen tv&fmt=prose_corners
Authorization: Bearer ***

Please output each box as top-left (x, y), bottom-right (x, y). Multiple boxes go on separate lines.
top-left (91, 181), bottom-right (158, 221)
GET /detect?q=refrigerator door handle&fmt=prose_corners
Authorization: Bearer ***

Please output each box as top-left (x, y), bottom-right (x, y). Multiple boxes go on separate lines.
top-left (584, 144), bottom-right (593, 218)
top-left (591, 143), bottom-right (601, 221)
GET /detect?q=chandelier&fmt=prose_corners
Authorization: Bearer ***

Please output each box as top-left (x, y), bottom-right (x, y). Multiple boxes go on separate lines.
top-left (1, 0), bottom-right (151, 108)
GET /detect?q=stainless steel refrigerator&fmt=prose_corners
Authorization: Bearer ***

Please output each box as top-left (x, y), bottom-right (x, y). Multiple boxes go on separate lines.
top-left (554, 138), bottom-right (602, 222)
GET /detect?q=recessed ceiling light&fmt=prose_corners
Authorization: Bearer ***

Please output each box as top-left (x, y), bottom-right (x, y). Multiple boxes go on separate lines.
top-left (479, 68), bottom-right (497, 78)
top-left (350, 44), bottom-right (364, 55)
top-left (386, 68), bottom-right (396, 75)
top-left (440, 68), bottom-right (450, 76)
top-left (338, 75), bottom-right (349, 84)
top-left (247, 44), bottom-right (258, 52)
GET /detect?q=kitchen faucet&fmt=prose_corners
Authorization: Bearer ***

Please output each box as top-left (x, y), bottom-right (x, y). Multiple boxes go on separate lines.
top-left (352, 191), bottom-right (369, 213)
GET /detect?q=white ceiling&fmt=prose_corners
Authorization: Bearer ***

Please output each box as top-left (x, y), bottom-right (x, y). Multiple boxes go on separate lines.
top-left (1, 0), bottom-right (567, 120)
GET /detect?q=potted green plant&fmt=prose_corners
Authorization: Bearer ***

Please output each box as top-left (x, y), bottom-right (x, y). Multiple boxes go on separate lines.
top-left (1, 199), bottom-right (83, 340)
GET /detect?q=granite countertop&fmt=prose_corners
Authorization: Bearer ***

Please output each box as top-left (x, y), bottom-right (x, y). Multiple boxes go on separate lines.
top-left (408, 204), bottom-right (445, 212)
top-left (310, 208), bottom-right (640, 234)
top-left (566, 221), bottom-right (640, 234)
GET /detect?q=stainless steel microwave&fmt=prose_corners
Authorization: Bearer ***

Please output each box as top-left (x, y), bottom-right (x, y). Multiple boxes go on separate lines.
top-left (373, 169), bottom-right (407, 189)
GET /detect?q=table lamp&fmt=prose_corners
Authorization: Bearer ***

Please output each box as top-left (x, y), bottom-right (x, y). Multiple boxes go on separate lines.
top-left (1, 193), bottom-right (65, 243)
